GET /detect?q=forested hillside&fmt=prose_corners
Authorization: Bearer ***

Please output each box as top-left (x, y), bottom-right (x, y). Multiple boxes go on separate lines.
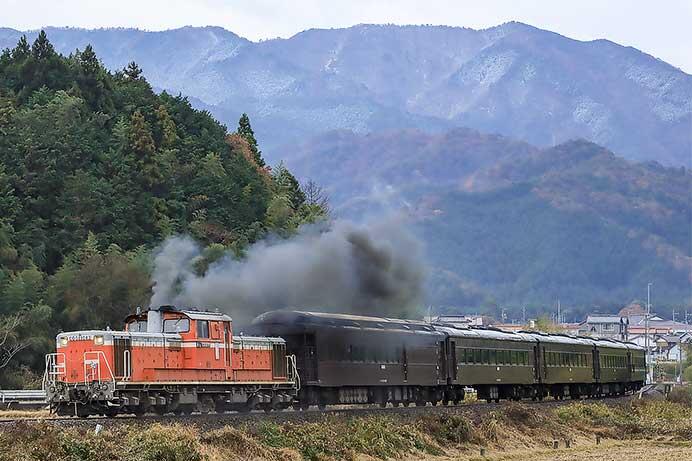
top-left (0, 32), bottom-right (324, 387)
top-left (282, 129), bottom-right (692, 319)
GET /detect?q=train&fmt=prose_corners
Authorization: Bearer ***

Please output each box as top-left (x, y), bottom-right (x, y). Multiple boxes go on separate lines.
top-left (44, 306), bottom-right (645, 416)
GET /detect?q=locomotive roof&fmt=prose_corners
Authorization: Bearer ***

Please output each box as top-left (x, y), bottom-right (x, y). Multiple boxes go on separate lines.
top-left (254, 310), bottom-right (440, 333)
top-left (145, 305), bottom-right (233, 322)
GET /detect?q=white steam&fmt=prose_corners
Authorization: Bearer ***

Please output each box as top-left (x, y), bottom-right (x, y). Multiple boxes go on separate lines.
top-left (149, 218), bottom-right (425, 325)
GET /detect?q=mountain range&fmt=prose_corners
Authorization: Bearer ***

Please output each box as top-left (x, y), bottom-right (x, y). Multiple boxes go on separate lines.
top-left (1, 24), bottom-right (689, 315)
top-left (279, 128), bottom-right (691, 316)
top-left (1, 23), bottom-right (690, 166)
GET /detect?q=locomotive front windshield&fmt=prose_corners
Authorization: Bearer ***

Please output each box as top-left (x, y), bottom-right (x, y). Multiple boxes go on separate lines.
top-left (164, 318), bottom-right (190, 333)
top-left (127, 319), bottom-right (148, 332)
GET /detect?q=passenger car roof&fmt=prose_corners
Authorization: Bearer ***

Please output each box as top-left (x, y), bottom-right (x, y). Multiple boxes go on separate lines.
top-left (434, 325), bottom-right (538, 342)
top-left (253, 310), bottom-right (439, 333)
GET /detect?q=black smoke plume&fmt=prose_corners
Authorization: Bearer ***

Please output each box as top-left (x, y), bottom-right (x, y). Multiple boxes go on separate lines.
top-left (149, 217), bottom-right (425, 326)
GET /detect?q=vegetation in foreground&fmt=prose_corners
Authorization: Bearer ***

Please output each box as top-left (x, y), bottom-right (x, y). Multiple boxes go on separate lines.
top-left (1, 393), bottom-right (691, 461)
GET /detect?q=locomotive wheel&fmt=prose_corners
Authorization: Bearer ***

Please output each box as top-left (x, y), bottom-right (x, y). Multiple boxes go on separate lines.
top-left (318, 403), bottom-right (327, 410)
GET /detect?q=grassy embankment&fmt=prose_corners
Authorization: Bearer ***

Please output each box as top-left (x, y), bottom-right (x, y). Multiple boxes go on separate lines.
top-left (1, 389), bottom-right (691, 460)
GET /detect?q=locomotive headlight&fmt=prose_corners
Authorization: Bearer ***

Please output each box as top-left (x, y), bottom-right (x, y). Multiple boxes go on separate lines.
top-left (59, 337), bottom-right (68, 347)
top-left (94, 335), bottom-right (104, 345)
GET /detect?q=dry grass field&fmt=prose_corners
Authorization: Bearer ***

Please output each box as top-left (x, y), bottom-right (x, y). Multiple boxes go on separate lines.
top-left (448, 440), bottom-right (692, 461)
top-left (0, 391), bottom-right (691, 460)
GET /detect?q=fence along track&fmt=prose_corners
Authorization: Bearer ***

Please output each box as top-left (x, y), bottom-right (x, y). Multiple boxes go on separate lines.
top-left (0, 390), bottom-right (47, 410)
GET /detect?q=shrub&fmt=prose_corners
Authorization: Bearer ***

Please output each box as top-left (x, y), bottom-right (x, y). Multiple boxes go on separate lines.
top-left (667, 386), bottom-right (692, 407)
top-left (683, 366), bottom-right (692, 383)
top-left (202, 426), bottom-right (281, 461)
top-left (555, 402), bottom-right (616, 424)
top-left (502, 403), bottom-right (542, 428)
top-left (124, 424), bottom-right (203, 461)
top-left (418, 414), bottom-right (476, 445)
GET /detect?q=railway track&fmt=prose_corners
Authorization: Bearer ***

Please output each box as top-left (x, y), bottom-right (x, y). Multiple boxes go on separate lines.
top-left (0, 394), bottom-right (632, 429)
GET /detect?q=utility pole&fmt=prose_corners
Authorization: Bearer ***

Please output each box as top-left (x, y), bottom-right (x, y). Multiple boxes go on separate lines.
top-left (557, 299), bottom-right (561, 325)
top-left (522, 306), bottom-right (527, 324)
top-left (673, 310), bottom-right (677, 323)
top-left (646, 283), bottom-right (652, 384)
top-left (679, 338), bottom-right (683, 384)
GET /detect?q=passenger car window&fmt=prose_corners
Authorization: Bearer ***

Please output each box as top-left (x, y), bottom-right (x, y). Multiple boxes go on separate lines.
top-left (197, 320), bottom-right (210, 338)
top-left (163, 318), bottom-right (190, 333)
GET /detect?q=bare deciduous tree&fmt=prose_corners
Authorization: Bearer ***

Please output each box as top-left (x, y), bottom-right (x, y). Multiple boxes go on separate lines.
top-left (0, 313), bottom-right (30, 370)
top-left (302, 179), bottom-right (331, 215)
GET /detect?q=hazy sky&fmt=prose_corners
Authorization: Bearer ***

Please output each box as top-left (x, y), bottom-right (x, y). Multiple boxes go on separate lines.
top-left (3, 0), bottom-right (691, 73)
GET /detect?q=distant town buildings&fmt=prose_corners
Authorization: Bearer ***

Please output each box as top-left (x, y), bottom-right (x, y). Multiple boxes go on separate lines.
top-left (578, 315), bottom-right (629, 340)
top-left (425, 314), bottom-right (485, 328)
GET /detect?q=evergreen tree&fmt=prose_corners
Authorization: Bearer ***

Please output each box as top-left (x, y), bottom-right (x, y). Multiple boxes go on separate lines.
top-left (128, 110), bottom-right (160, 187)
top-left (16, 31), bottom-right (68, 101)
top-left (12, 36), bottom-right (30, 60)
top-left (124, 61), bottom-right (142, 80)
top-left (30, 30), bottom-right (55, 60)
top-left (237, 113), bottom-right (265, 167)
top-left (75, 44), bottom-right (112, 112)
top-left (272, 162), bottom-right (306, 211)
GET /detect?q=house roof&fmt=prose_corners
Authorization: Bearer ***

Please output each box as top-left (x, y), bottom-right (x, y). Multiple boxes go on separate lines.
top-left (585, 315), bottom-right (625, 324)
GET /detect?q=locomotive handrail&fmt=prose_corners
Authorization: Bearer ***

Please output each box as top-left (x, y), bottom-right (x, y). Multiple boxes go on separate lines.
top-left (42, 352), bottom-right (66, 390)
top-left (287, 354), bottom-right (300, 391)
top-left (123, 349), bottom-right (132, 381)
top-left (83, 351), bottom-right (115, 385)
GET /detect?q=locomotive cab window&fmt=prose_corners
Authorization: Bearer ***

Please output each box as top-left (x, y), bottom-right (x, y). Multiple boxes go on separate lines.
top-left (197, 320), bottom-right (210, 338)
top-left (163, 318), bottom-right (190, 333)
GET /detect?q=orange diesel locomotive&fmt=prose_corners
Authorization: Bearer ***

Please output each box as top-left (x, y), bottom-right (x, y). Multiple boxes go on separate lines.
top-left (44, 305), bottom-right (298, 416)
